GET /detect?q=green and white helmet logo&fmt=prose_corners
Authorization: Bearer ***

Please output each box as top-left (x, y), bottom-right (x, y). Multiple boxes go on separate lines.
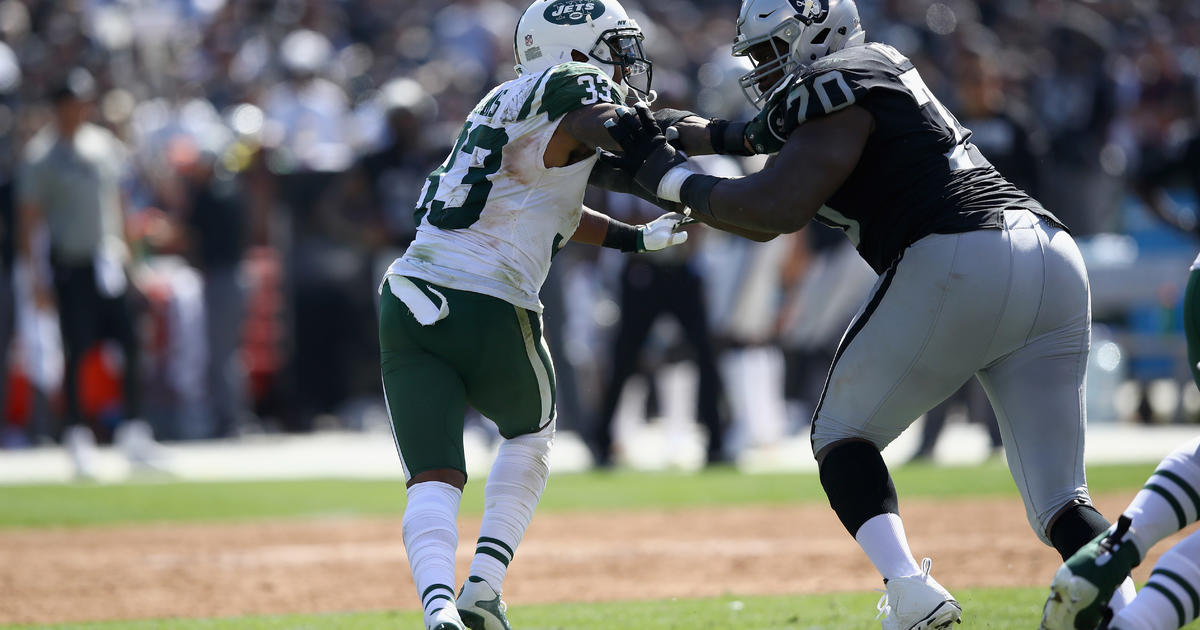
top-left (543, 1), bottom-right (606, 25)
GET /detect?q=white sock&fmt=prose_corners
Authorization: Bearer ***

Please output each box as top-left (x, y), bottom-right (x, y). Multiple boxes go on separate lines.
top-left (1111, 532), bottom-right (1200, 630)
top-left (403, 481), bottom-right (463, 627)
top-left (1110, 577), bottom-right (1137, 613)
top-left (1126, 438), bottom-right (1200, 556)
top-left (856, 513), bottom-right (922, 581)
top-left (469, 422), bottom-right (554, 592)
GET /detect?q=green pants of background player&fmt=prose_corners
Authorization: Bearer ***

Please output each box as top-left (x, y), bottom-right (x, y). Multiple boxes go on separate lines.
top-left (379, 276), bottom-right (556, 479)
top-left (1185, 264), bottom-right (1200, 389)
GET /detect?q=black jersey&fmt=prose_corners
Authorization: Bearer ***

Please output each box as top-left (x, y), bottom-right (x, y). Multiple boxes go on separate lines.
top-left (750, 43), bottom-right (1065, 273)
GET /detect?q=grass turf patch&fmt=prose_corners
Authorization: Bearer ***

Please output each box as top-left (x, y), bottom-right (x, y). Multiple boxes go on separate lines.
top-left (0, 586), bottom-right (1054, 630)
top-left (0, 460), bottom-right (1156, 528)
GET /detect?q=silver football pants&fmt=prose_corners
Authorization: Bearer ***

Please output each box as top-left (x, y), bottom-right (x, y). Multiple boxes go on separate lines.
top-left (811, 209), bottom-right (1092, 544)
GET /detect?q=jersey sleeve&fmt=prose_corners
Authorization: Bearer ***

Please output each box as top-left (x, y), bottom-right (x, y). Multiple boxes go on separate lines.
top-left (536, 62), bottom-right (624, 122)
top-left (752, 45), bottom-right (910, 147)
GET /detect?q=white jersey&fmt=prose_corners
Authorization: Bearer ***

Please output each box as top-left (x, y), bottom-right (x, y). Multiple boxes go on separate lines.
top-left (384, 62), bottom-right (624, 312)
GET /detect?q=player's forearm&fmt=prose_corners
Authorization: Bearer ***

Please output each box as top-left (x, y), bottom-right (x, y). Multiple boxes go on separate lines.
top-left (688, 210), bottom-right (780, 242)
top-left (680, 106), bottom-right (871, 234)
top-left (561, 104), bottom-right (623, 154)
top-left (672, 116), bottom-right (757, 157)
top-left (670, 117), bottom-right (716, 155)
top-left (570, 206), bottom-right (612, 246)
top-left (699, 173), bottom-right (822, 234)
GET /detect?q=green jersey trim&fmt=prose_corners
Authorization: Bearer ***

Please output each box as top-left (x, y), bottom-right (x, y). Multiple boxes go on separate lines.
top-left (517, 68), bottom-right (555, 121)
top-left (537, 62), bottom-right (623, 121)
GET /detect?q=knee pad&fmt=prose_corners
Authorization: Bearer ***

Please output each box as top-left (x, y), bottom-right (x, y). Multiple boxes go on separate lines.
top-left (489, 420), bottom-right (555, 496)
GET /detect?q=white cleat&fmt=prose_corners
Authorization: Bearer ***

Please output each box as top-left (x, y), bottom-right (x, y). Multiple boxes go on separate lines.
top-left (457, 576), bottom-right (512, 630)
top-left (876, 558), bottom-right (963, 630)
top-left (427, 605), bottom-right (465, 630)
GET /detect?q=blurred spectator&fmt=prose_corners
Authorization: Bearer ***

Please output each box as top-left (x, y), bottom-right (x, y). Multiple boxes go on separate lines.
top-left (952, 34), bottom-right (1045, 197)
top-left (262, 28), bottom-right (364, 431)
top-left (587, 191), bottom-right (728, 467)
top-left (16, 68), bottom-right (158, 476)
top-left (2, 0), bottom-right (1199, 451)
top-left (348, 77), bottom-right (440, 245)
top-left (695, 154), bottom-right (792, 453)
top-left (775, 224), bottom-right (876, 426)
top-left (0, 153), bottom-right (14, 445)
top-left (1030, 16), bottom-right (1122, 234)
top-left (174, 136), bottom-right (252, 439)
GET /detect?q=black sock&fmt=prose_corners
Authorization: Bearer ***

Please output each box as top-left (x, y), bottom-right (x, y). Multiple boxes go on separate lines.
top-left (819, 441), bottom-right (898, 536)
top-left (1049, 501), bottom-right (1111, 560)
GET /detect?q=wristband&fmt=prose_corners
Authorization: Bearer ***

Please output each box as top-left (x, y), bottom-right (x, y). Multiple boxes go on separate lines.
top-left (656, 164), bottom-right (694, 203)
top-left (602, 219), bottom-right (640, 252)
top-left (653, 108), bottom-right (698, 130)
top-left (709, 120), bottom-right (753, 156)
top-left (680, 174), bottom-right (723, 222)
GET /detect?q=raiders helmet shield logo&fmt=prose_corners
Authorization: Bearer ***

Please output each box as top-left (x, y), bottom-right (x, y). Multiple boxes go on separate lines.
top-left (543, 0), bottom-right (606, 25)
top-left (788, 0), bottom-right (828, 24)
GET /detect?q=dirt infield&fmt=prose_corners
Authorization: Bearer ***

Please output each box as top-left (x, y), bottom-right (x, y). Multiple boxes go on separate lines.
top-left (2, 493), bottom-right (1184, 625)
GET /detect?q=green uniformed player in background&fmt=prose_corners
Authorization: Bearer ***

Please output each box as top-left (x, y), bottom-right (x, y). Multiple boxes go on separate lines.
top-left (1042, 262), bottom-right (1200, 629)
top-left (378, 2), bottom-right (690, 629)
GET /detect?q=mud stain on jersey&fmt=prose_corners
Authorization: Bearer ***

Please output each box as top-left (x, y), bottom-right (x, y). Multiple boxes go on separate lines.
top-left (503, 132), bottom-right (541, 188)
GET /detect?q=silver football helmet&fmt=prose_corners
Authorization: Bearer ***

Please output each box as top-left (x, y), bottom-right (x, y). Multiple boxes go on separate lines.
top-left (732, 0), bottom-right (866, 107)
top-left (514, 0), bottom-right (653, 103)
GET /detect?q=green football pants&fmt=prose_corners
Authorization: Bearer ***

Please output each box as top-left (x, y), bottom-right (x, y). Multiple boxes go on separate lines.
top-left (379, 276), bottom-right (556, 479)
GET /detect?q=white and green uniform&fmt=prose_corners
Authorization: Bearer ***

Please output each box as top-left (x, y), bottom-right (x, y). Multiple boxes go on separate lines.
top-left (379, 62), bottom-right (623, 479)
top-left (385, 61), bottom-right (624, 313)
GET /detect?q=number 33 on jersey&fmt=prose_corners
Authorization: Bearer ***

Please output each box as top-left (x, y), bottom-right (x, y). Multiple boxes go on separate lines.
top-left (400, 62), bottom-right (624, 313)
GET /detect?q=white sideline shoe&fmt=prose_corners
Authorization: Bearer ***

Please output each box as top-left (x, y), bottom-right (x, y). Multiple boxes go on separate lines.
top-left (457, 576), bottom-right (512, 630)
top-left (876, 558), bottom-right (963, 630)
top-left (63, 425), bottom-right (99, 480)
top-left (115, 419), bottom-right (171, 472)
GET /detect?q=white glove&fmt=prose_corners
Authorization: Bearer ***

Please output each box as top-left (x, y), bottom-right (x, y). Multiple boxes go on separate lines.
top-left (637, 212), bottom-right (691, 252)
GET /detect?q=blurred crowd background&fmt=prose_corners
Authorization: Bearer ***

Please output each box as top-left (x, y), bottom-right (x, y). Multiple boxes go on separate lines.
top-left (0, 0), bottom-right (1198, 469)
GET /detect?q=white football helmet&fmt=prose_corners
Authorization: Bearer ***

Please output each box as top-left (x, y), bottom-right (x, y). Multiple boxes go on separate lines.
top-left (513, 0), bottom-right (653, 102)
top-left (733, 0), bottom-right (866, 107)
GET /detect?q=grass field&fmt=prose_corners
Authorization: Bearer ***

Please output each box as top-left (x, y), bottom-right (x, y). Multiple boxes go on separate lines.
top-left (3, 587), bottom-right (1051, 630)
top-left (0, 461), bottom-right (1172, 630)
top-left (0, 460), bottom-right (1158, 528)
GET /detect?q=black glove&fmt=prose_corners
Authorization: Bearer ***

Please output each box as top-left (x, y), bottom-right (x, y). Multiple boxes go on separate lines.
top-left (589, 151), bottom-right (685, 213)
top-left (604, 103), bottom-right (688, 197)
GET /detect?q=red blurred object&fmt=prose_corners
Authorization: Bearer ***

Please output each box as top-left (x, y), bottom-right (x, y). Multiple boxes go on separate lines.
top-left (78, 345), bottom-right (123, 421)
top-left (5, 368), bottom-right (31, 426)
top-left (243, 247), bottom-right (284, 403)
